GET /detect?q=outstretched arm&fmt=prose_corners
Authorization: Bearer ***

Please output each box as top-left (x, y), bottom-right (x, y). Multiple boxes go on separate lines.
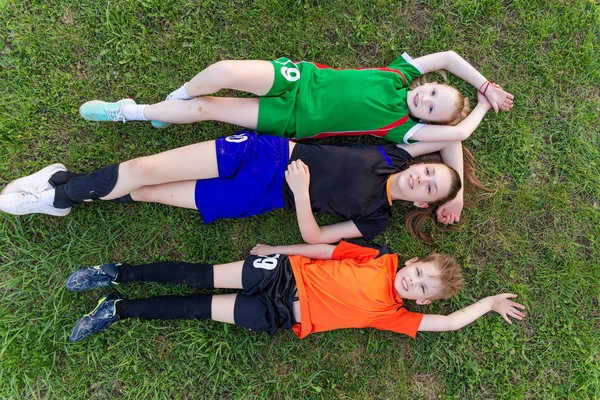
top-left (250, 243), bottom-right (336, 259)
top-left (409, 92), bottom-right (492, 142)
top-left (418, 294), bottom-right (526, 332)
top-left (286, 160), bottom-right (363, 244)
top-left (414, 51), bottom-right (514, 113)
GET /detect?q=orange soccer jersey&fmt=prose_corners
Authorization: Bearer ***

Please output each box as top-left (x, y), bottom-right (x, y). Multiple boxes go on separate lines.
top-left (289, 241), bottom-right (424, 339)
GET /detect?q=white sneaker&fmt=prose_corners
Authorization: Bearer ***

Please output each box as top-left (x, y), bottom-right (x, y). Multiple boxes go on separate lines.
top-left (1, 163), bottom-right (67, 195)
top-left (0, 192), bottom-right (71, 216)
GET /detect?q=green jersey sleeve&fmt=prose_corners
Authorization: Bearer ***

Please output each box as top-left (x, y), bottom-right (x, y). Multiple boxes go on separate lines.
top-left (387, 52), bottom-right (424, 86)
top-left (383, 119), bottom-right (425, 144)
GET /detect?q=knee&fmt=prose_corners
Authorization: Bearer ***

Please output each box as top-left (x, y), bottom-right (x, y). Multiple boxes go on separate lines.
top-left (122, 157), bottom-right (159, 184)
top-left (207, 60), bottom-right (238, 84)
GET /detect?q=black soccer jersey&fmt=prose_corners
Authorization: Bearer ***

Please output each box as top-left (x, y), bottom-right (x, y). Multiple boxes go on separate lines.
top-left (282, 142), bottom-right (412, 241)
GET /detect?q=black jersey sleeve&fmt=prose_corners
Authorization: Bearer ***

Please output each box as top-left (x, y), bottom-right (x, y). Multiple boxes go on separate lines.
top-left (352, 215), bottom-right (390, 242)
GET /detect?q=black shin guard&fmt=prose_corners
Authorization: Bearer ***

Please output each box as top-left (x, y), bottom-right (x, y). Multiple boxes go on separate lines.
top-left (53, 163), bottom-right (120, 208)
top-left (116, 262), bottom-right (215, 288)
top-left (116, 294), bottom-right (212, 320)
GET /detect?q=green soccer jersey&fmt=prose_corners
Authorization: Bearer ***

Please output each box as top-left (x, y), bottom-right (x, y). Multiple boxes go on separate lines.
top-left (258, 53), bottom-right (425, 143)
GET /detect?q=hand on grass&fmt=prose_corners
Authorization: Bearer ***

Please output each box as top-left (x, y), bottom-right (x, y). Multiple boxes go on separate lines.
top-left (436, 195), bottom-right (463, 224)
top-left (490, 294), bottom-right (526, 324)
top-left (483, 84), bottom-right (514, 113)
top-left (285, 160), bottom-right (310, 196)
top-left (250, 244), bottom-right (277, 255)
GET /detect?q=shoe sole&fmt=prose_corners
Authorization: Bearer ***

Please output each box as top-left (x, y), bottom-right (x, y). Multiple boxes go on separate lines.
top-left (151, 120), bottom-right (171, 129)
top-left (1, 163), bottom-right (67, 195)
top-left (46, 207), bottom-right (72, 217)
top-left (4, 206), bottom-right (72, 217)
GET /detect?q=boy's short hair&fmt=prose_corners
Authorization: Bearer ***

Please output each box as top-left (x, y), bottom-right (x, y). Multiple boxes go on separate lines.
top-left (420, 253), bottom-right (464, 300)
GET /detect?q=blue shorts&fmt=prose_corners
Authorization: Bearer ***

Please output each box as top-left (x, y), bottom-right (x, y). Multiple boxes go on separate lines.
top-left (195, 131), bottom-right (289, 223)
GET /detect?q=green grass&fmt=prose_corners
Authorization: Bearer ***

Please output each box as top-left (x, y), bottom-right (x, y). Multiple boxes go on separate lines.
top-left (1, 0), bottom-right (599, 398)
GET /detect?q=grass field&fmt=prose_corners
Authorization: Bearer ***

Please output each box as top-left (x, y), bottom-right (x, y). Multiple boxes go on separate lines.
top-left (1, 0), bottom-right (599, 398)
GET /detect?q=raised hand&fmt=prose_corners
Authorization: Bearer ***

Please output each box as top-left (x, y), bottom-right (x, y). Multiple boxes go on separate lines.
top-left (481, 82), bottom-right (514, 113)
top-left (436, 195), bottom-right (464, 224)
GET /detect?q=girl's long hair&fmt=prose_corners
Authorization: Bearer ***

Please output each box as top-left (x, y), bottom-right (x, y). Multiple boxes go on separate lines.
top-left (404, 145), bottom-right (491, 243)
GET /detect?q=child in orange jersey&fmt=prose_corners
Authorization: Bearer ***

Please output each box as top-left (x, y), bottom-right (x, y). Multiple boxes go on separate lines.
top-left (66, 240), bottom-right (525, 342)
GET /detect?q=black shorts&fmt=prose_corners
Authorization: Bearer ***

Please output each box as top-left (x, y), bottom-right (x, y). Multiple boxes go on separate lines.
top-left (233, 254), bottom-right (297, 336)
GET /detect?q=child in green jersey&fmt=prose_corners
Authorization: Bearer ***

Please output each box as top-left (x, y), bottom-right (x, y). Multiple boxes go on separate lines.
top-left (80, 50), bottom-right (513, 145)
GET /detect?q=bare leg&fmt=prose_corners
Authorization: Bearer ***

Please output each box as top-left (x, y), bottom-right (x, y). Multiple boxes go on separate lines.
top-left (142, 97), bottom-right (259, 128)
top-left (185, 60), bottom-right (275, 97)
top-left (130, 180), bottom-right (197, 208)
top-left (213, 261), bottom-right (244, 289)
top-left (211, 293), bottom-right (237, 324)
top-left (101, 141), bottom-right (217, 200)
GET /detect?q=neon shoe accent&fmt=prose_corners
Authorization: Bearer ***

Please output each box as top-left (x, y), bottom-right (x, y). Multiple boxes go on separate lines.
top-left (70, 294), bottom-right (121, 342)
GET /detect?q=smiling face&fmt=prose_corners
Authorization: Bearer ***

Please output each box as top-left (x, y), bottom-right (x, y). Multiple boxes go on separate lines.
top-left (391, 163), bottom-right (455, 207)
top-left (407, 83), bottom-right (460, 123)
top-left (394, 258), bottom-right (443, 305)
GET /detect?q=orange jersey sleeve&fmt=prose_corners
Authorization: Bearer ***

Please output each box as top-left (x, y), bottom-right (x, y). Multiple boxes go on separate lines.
top-left (331, 240), bottom-right (381, 261)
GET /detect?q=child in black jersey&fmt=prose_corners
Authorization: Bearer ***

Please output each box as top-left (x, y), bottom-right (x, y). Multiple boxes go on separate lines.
top-left (0, 130), bottom-right (473, 242)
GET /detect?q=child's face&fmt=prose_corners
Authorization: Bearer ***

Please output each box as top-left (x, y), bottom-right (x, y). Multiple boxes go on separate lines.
top-left (395, 258), bottom-right (443, 305)
top-left (393, 163), bottom-right (454, 207)
top-left (407, 83), bottom-right (458, 123)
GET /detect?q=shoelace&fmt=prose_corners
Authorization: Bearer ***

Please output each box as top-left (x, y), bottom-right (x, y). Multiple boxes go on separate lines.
top-left (105, 106), bottom-right (126, 123)
top-left (23, 182), bottom-right (53, 197)
top-left (21, 192), bottom-right (42, 206)
top-left (89, 270), bottom-right (113, 286)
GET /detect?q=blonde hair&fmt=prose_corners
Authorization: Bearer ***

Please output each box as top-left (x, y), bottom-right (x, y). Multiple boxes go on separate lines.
top-left (409, 72), bottom-right (471, 125)
top-left (419, 253), bottom-right (464, 300)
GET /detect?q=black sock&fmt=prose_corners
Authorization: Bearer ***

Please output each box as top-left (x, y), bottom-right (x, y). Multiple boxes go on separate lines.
top-left (116, 261), bottom-right (214, 288)
top-left (53, 163), bottom-right (120, 208)
top-left (108, 194), bottom-right (133, 204)
top-left (49, 171), bottom-right (83, 187)
top-left (115, 294), bottom-right (212, 320)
